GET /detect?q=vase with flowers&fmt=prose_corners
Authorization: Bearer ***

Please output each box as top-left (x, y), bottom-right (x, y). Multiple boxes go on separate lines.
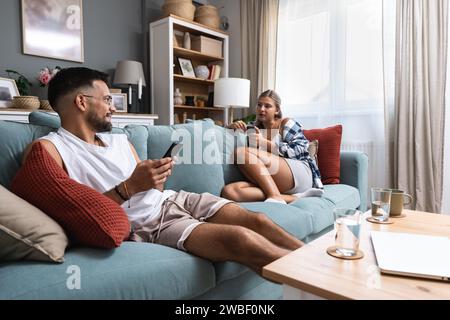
top-left (37, 66), bottom-right (61, 110)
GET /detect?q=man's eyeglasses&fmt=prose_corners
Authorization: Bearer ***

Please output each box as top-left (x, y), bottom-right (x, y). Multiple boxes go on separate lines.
top-left (81, 94), bottom-right (113, 106)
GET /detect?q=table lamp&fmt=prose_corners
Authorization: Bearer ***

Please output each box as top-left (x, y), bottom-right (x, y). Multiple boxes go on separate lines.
top-left (214, 78), bottom-right (250, 125)
top-left (113, 60), bottom-right (146, 109)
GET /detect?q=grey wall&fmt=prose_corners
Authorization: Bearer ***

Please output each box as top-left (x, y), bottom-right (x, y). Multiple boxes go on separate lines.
top-left (0, 0), bottom-right (145, 112)
top-left (210, 0), bottom-right (241, 78)
top-left (0, 0), bottom-right (242, 114)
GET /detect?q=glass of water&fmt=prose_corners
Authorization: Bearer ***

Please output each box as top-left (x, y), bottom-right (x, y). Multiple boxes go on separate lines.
top-left (332, 208), bottom-right (363, 257)
top-left (371, 188), bottom-right (392, 222)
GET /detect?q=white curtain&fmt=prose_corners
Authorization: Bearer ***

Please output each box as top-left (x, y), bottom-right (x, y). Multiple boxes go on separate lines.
top-left (241, 0), bottom-right (279, 116)
top-left (276, 0), bottom-right (388, 200)
top-left (386, 0), bottom-right (448, 213)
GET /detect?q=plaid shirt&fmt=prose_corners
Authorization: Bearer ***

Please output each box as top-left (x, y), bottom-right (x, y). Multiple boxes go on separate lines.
top-left (275, 119), bottom-right (323, 189)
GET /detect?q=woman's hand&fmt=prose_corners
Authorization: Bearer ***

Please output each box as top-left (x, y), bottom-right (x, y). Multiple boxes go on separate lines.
top-left (227, 120), bottom-right (247, 131)
top-left (248, 126), bottom-right (264, 147)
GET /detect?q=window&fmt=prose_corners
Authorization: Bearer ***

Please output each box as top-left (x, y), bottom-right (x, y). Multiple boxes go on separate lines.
top-left (276, 0), bottom-right (383, 116)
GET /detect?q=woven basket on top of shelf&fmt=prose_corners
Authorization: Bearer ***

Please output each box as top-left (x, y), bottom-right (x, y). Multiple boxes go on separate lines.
top-left (194, 5), bottom-right (220, 29)
top-left (10, 96), bottom-right (40, 110)
top-left (162, 0), bottom-right (195, 21)
top-left (39, 100), bottom-right (54, 111)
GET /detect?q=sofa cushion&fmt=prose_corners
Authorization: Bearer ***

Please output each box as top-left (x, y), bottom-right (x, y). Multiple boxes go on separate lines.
top-left (28, 112), bottom-right (149, 161)
top-left (0, 242), bottom-right (215, 299)
top-left (304, 125), bottom-right (342, 184)
top-left (10, 143), bottom-right (130, 249)
top-left (0, 185), bottom-right (68, 263)
top-left (28, 111), bottom-right (61, 129)
top-left (122, 125), bottom-right (148, 161)
top-left (146, 120), bottom-right (225, 195)
top-left (212, 125), bottom-right (247, 185)
top-left (0, 121), bottom-right (53, 188)
top-left (290, 184), bottom-right (360, 233)
top-left (213, 202), bottom-right (313, 284)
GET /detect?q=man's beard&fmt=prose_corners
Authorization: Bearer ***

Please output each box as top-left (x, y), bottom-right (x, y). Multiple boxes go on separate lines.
top-left (87, 110), bottom-right (112, 132)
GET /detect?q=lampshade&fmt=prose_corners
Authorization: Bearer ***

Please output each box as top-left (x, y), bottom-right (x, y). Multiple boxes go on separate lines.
top-left (214, 78), bottom-right (250, 108)
top-left (113, 60), bottom-right (146, 86)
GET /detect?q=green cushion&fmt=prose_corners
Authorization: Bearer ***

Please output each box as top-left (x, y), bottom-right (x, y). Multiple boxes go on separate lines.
top-left (122, 125), bottom-right (148, 161)
top-left (0, 242), bottom-right (215, 299)
top-left (0, 121), bottom-right (54, 188)
top-left (28, 111), bottom-right (61, 129)
top-left (146, 121), bottom-right (225, 195)
top-left (290, 184), bottom-right (360, 233)
top-left (212, 125), bottom-right (247, 184)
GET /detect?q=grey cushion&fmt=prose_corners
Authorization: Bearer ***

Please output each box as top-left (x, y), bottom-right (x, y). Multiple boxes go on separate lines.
top-left (0, 185), bottom-right (68, 262)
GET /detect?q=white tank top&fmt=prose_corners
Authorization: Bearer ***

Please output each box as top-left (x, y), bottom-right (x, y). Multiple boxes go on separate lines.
top-left (40, 128), bottom-right (175, 228)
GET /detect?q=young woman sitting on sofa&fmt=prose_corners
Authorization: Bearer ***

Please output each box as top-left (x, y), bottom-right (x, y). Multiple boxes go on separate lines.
top-left (221, 90), bottom-right (324, 204)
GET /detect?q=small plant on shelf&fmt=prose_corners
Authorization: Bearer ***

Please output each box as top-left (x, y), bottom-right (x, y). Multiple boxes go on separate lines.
top-left (5, 69), bottom-right (32, 96)
top-left (196, 95), bottom-right (208, 107)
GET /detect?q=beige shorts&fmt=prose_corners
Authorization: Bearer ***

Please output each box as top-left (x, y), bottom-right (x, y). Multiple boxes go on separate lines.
top-left (130, 190), bottom-right (233, 251)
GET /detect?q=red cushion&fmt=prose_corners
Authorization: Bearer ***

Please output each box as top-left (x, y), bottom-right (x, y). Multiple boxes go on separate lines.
top-left (10, 142), bottom-right (130, 249)
top-left (304, 125), bottom-right (342, 184)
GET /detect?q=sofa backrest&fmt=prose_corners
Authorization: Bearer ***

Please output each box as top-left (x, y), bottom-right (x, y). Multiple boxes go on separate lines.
top-left (27, 113), bottom-right (229, 196)
top-left (146, 119), bottom-right (226, 195)
top-left (0, 121), bottom-right (53, 188)
top-left (0, 117), bottom-right (149, 188)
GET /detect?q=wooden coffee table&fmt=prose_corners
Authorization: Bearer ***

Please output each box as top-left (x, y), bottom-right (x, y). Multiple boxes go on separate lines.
top-left (263, 210), bottom-right (450, 299)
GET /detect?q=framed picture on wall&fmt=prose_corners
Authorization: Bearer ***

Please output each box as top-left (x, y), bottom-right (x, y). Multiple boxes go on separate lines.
top-left (112, 93), bottom-right (127, 113)
top-left (21, 0), bottom-right (84, 62)
top-left (0, 77), bottom-right (20, 108)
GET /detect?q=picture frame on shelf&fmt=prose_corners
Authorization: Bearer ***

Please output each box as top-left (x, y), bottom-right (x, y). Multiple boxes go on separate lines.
top-left (177, 57), bottom-right (196, 77)
top-left (111, 93), bottom-right (127, 113)
top-left (21, 0), bottom-right (84, 63)
top-left (0, 77), bottom-right (20, 108)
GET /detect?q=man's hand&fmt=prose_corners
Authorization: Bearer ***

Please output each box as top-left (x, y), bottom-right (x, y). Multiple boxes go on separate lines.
top-left (126, 158), bottom-right (174, 194)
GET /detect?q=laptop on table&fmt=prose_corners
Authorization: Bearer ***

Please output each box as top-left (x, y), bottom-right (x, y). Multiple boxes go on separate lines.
top-left (370, 231), bottom-right (450, 281)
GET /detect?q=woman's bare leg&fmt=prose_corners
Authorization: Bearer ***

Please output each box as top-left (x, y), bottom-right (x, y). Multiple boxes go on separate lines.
top-left (234, 147), bottom-right (295, 201)
top-left (221, 181), bottom-right (266, 202)
top-left (222, 181), bottom-right (298, 203)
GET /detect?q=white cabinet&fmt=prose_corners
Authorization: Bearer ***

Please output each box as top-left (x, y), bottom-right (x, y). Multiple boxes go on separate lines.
top-left (0, 109), bottom-right (158, 128)
top-left (150, 15), bottom-right (230, 126)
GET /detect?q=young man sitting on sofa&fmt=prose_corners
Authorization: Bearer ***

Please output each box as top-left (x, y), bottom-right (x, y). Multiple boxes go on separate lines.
top-left (19, 67), bottom-right (303, 277)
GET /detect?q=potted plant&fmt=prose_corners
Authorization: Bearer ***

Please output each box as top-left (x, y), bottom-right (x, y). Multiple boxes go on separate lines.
top-left (196, 95), bottom-right (208, 108)
top-left (5, 69), bottom-right (32, 96)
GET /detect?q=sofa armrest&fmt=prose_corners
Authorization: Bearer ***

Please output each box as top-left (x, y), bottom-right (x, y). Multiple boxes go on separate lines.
top-left (339, 151), bottom-right (368, 210)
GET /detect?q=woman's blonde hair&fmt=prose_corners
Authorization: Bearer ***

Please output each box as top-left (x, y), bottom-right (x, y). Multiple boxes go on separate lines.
top-left (255, 90), bottom-right (282, 128)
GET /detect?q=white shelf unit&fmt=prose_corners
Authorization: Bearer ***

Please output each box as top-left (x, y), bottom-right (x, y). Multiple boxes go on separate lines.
top-left (150, 15), bottom-right (230, 125)
top-left (0, 109), bottom-right (158, 128)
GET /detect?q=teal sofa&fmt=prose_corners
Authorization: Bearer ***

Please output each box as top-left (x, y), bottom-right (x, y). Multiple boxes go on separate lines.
top-left (0, 114), bottom-right (368, 300)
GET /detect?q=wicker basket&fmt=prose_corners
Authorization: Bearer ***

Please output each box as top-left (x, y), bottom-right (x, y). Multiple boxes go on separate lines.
top-left (10, 96), bottom-right (40, 110)
top-left (39, 99), bottom-right (54, 111)
top-left (194, 5), bottom-right (220, 29)
top-left (162, 1), bottom-right (195, 21)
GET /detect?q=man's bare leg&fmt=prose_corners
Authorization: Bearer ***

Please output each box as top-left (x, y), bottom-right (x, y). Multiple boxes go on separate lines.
top-left (183, 223), bottom-right (290, 276)
top-left (207, 203), bottom-right (303, 250)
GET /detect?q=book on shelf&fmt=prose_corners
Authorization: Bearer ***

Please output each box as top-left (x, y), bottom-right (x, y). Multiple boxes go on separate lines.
top-left (208, 64), bottom-right (221, 81)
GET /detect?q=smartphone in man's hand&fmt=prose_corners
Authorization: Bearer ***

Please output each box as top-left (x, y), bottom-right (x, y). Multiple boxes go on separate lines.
top-left (163, 142), bottom-right (183, 158)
